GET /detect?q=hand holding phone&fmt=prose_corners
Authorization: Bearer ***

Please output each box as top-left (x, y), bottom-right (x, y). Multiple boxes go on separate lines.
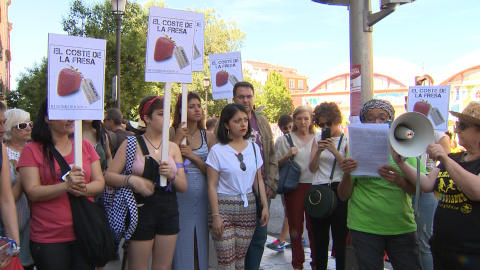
top-left (321, 127), bottom-right (331, 140)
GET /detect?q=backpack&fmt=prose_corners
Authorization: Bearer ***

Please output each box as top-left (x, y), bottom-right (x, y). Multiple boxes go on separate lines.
top-left (107, 132), bottom-right (118, 157)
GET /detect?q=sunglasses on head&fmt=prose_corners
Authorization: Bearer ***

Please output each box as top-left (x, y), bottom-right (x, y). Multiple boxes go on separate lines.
top-left (455, 121), bottom-right (478, 131)
top-left (236, 153), bottom-right (246, 171)
top-left (317, 121), bottom-right (332, 128)
top-left (16, 121), bottom-right (33, 130)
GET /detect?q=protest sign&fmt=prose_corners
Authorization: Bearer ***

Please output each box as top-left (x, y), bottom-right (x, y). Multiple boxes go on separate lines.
top-left (192, 12), bottom-right (205, 72)
top-left (209, 52), bottom-right (243, 100)
top-left (145, 7), bottom-right (196, 83)
top-left (48, 33), bottom-right (106, 120)
top-left (407, 85), bottom-right (451, 131)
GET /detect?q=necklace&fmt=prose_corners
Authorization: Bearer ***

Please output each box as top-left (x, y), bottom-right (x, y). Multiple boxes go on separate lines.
top-left (143, 135), bottom-right (161, 154)
top-left (188, 127), bottom-right (198, 139)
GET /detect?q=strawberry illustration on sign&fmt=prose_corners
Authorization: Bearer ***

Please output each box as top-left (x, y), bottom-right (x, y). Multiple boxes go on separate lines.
top-left (57, 67), bottom-right (82, 96)
top-left (154, 36), bottom-right (175, 62)
top-left (413, 100), bottom-right (431, 116)
top-left (216, 70), bottom-right (229, 87)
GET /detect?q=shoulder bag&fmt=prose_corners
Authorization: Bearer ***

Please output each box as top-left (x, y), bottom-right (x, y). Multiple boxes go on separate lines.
top-left (305, 134), bottom-right (344, 219)
top-left (47, 144), bottom-right (116, 267)
top-left (252, 142), bottom-right (263, 219)
top-left (277, 134), bottom-right (301, 194)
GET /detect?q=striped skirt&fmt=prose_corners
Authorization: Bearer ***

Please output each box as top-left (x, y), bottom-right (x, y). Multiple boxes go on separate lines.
top-left (208, 193), bottom-right (257, 270)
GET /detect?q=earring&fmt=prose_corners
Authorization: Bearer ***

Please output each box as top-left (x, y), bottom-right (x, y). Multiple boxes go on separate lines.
top-left (227, 129), bottom-right (230, 137)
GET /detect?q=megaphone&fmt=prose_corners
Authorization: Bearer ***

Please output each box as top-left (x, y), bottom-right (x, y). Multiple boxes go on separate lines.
top-left (389, 112), bottom-right (434, 157)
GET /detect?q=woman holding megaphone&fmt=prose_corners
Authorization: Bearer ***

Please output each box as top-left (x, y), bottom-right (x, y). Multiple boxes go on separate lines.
top-left (337, 99), bottom-right (424, 270)
top-left (397, 101), bottom-right (480, 270)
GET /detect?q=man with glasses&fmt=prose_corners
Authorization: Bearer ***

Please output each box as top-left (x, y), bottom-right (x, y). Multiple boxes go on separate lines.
top-left (232, 82), bottom-right (279, 270)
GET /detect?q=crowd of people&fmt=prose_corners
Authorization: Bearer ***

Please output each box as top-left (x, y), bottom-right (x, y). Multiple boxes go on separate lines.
top-left (0, 81), bottom-right (477, 270)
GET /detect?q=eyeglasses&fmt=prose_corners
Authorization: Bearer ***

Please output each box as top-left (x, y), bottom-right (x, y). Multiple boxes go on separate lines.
top-left (281, 125), bottom-right (292, 131)
top-left (317, 121), bottom-right (332, 128)
top-left (455, 121), bottom-right (478, 131)
top-left (235, 153), bottom-right (246, 171)
top-left (365, 114), bottom-right (389, 123)
top-left (236, 95), bottom-right (253, 100)
top-left (16, 121), bottom-right (33, 130)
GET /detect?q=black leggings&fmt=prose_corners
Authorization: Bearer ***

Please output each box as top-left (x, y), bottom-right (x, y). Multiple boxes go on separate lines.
top-left (30, 240), bottom-right (94, 270)
top-left (309, 183), bottom-right (349, 270)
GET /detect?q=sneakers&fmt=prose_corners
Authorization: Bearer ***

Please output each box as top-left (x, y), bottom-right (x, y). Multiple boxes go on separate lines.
top-left (266, 239), bottom-right (285, 252)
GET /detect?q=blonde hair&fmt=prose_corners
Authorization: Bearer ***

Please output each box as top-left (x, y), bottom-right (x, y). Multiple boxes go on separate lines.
top-left (5, 109), bottom-right (30, 141)
top-left (292, 105), bottom-right (315, 134)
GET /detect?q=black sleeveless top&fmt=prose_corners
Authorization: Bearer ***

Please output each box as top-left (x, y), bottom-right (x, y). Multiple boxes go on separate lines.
top-left (431, 152), bottom-right (480, 253)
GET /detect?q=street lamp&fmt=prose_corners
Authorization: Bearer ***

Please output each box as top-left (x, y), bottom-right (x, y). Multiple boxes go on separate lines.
top-left (203, 77), bottom-right (210, 118)
top-left (111, 0), bottom-right (127, 109)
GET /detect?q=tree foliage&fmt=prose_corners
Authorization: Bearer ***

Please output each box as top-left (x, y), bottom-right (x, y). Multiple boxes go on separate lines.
top-left (255, 71), bottom-right (294, 123)
top-left (8, 58), bottom-right (48, 120)
top-left (8, 0), bottom-right (246, 120)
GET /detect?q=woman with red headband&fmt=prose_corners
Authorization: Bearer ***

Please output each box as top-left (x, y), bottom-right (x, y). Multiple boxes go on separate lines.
top-left (105, 95), bottom-right (187, 270)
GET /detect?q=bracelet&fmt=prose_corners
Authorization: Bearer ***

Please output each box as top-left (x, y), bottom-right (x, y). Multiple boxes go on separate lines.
top-left (169, 171), bottom-right (176, 182)
top-left (82, 187), bottom-right (87, 196)
top-left (125, 174), bottom-right (133, 187)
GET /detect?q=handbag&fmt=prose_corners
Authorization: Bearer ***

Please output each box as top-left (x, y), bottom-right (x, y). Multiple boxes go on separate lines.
top-left (48, 144), bottom-right (116, 267)
top-left (305, 134), bottom-right (344, 219)
top-left (277, 134), bottom-right (301, 194)
top-left (252, 142), bottom-right (263, 219)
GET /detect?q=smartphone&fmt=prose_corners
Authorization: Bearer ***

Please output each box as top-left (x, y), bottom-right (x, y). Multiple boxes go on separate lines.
top-left (321, 127), bottom-right (331, 140)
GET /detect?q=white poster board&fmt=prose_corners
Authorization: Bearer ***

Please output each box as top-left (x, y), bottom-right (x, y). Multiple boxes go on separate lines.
top-left (145, 7), bottom-right (196, 83)
top-left (47, 33), bottom-right (106, 120)
top-left (209, 52), bottom-right (243, 100)
top-left (407, 85), bottom-right (451, 131)
top-left (192, 12), bottom-right (205, 72)
top-left (348, 123), bottom-right (391, 177)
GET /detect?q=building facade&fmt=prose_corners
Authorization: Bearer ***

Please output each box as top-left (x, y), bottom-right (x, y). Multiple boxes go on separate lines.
top-left (0, 0), bottom-right (11, 102)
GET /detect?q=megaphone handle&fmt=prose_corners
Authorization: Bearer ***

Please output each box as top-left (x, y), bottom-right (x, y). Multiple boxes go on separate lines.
top-left (414, 157), bottom-right (421, 218)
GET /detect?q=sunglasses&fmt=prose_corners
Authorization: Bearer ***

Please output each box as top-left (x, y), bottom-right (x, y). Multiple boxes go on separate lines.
top-left (281, 125), bottom-right (292, 131)
top-left (317, 121), bottom-right (332, 128)
top-left (455, 121), bottom-right (477, 131)
top-left (235, 153), bottom-right (246, 171)
top-left (16, 121), bottom-right (33, 130)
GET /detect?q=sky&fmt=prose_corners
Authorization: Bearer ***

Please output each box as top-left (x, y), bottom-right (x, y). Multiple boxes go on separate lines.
top-left (8, 0), bottom-right (480, 91)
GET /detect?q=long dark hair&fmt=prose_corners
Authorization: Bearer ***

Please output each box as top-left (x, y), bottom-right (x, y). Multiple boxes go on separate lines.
top-left (31, 98), bottom-right (56, 179)
top-left (217, 104), bottom-right (251, 144)
top-left (172, 91), bottom-right (205, 130)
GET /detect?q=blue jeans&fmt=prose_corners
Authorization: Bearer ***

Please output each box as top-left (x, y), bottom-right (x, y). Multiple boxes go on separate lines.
top-left (244, 200), bottom-right (270, 270)
top-left (350, 230), bottom-right (423, 270)
top-left (412, 193), bottom-right (438, 270)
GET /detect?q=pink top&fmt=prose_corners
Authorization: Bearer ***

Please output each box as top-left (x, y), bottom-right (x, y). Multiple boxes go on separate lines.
top-left (131, 151), bottom-right (177, 177)
top-left (17, 139), bottom-right (99, 243)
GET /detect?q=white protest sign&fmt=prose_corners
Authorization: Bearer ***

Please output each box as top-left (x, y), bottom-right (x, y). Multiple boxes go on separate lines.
top-left (209, 52), bottom-right (243, 100)
top-left (47, 33), bottom-right (106, 120)
top-left (145, 7), bottom-right (196, 83)
top-left (407, 85), bottom-right (451, 131)
top-left (192, 12), bottom-right (205, 72)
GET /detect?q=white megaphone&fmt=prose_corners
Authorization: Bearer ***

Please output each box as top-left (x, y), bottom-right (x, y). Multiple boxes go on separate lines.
top-left (389, 112), bottom-right (434, 158)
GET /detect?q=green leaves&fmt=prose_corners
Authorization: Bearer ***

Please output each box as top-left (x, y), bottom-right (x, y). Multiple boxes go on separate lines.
top-left (255, 71), bottom-right (294, 123)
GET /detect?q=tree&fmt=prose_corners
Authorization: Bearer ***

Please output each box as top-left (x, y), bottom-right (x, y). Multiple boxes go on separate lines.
top-left (8, 58), bottom-right (48, 120)
top-left (8, 0), bottom-right (246, 120)
top-left (255, 71), bottom-right (294, 123)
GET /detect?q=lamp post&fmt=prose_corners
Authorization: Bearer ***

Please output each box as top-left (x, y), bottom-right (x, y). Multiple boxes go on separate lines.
top-left (203, 77), bottom-right (210, 118)
top-left (111, 0), bottom-right (127, 109)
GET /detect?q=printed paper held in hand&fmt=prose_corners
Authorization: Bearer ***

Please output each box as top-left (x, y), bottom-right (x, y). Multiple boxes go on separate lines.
top-left (348, 123), bottom-right (390, 177)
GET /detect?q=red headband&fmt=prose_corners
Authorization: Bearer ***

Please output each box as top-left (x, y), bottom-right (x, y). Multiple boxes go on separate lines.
top-left (140, 96), bottom-right (161, 121)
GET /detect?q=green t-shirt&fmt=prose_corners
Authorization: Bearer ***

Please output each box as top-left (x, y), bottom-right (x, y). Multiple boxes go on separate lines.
top-left (348, 156), bottom-right (426, 235)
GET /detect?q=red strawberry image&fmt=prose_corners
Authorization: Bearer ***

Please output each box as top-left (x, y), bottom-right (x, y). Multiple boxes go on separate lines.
top-left (154, 36), bottom-right (175, 62)
top-left (216, 70), bottom-right (229, 87)
top-left (57, 67), bottom-right (82, 96)
top-left (413, 100), bottom-right (431, 116)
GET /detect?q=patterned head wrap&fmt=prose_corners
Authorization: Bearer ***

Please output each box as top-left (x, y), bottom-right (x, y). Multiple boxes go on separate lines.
top-left (359, 99), bottom-right (395, 123)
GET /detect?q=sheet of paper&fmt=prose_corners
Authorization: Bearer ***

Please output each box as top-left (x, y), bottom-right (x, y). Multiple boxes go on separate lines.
top-left (348, 123), bottom-right (390, 177)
